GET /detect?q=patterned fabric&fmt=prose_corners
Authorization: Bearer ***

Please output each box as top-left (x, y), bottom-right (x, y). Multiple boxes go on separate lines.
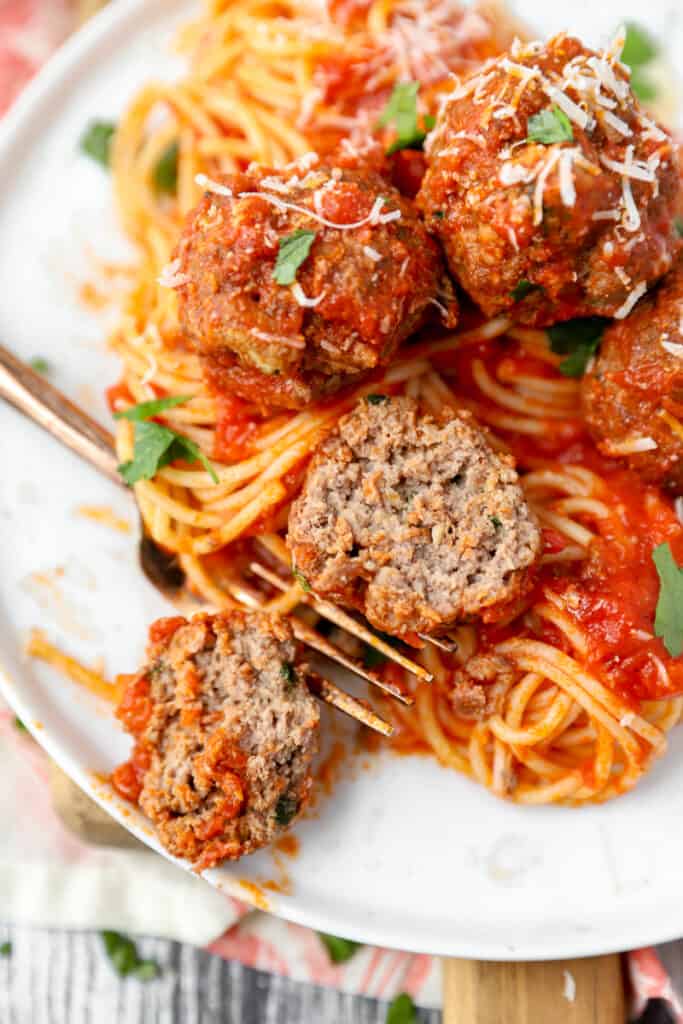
top-left (1, 3), bottom-right (682, 1017)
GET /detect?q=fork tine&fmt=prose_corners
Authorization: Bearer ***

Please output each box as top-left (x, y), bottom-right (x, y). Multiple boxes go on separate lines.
top-left (306, 671), bottom-right (393, 737)
top-left (249, 561), bottom-right (433, 684)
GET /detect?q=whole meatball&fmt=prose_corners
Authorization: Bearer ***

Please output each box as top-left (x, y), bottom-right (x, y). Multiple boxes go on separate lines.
top-left (582, 255), bottom-right (683, 490)
top-left (418, 33), bottom-right (681, 326)
top-left (113, 611), bottom-right (319, 871)
top-left (287, 396), bottom-right (541, 637)
top-left (174, 155), bottom-right (457, 409)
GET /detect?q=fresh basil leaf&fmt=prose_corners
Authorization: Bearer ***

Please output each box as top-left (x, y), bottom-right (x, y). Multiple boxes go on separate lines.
top-left (101, 932), bottom-right (159, 981)
top-left (386, 992), bottom-right (417, 1024)
top-left (377, 82), bottom-right (430, 154)
top-left (547, 317), bottom-right (607, 378)
top-left (653, 542), bottom-right (683, 657)
top-left (154, 141), bottom-right (179, 194)
top-left (527, 106), bottom-right (573, 144)
top-left (80, 120), bottom-right (116, 167)
top-left (29, 357), bottom-right (50, 375)
top-left (274, 229), bottom-right (317, 286)
top-left (113, 395), bottom-right (191, 422)
top-left (275, 794), bottom-right (299, 826)
top-left (318, 933), bottom-right (362, 964)
top-left (622, 22), bottom-right (658, 69)
top-left (511, 279), bottom-right (539, 302)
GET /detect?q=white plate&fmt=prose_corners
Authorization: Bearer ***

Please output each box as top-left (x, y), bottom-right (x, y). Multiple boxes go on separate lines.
top-left (2, 0), bottom-right (683, 961)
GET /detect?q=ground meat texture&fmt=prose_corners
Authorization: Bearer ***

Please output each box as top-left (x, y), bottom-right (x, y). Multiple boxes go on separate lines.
top-left (114, 611), bottom-right (319, 871)
top-left (287, 397), bottom-right (541, 637)
top-left (418, 33), bottom-right (681, 327)
top-left (174, 156), bottom-right (457, 410)
top-left (581, 255), bottom-right (683, 490)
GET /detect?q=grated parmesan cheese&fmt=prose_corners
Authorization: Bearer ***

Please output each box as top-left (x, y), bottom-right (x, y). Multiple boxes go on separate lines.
top-left (614, 280), bottom-right (647, 318)
top-left (605, 434), bottom-right (658, 454)
top-left (675, 496), bottom-right (683, 524)
top-left (662, 340), bottom-right (683, 359)
top-left (363, 245), bottom-right (382, 262)
top-left (250, 328), bottom-right (305, 350)
top-left (195, 173), bottom-right (233, 197)
top-left (533, 149), bottom-right (561, 226)
top-left (562, 970), bottom-right (576, 1004)
top-left (157, 258), bottom-right (190, 289)
top-left (291, 282), bottom-right (325, 307)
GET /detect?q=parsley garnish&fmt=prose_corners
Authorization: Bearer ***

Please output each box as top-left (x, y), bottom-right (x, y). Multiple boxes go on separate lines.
top-left (547, 317), bottom-right (607, 378)
top-left (527, 106), bottom-right (573, 145)
top-left (621, 23), bottom-right (659, 102)
top-left (653, 542), bottom-right (683, 657)
top-left (80, 120), bottom-right (116, 167)
top-left (154, 141), bottom-right (179, 194)
top-left (293, 567), bottom-right (311, 592)
top-left (275, 794), bottom-right (299, 826)
top-left (675, 217), bottom-right (683, 239)
top-left (114, 396), bottom-right (218, 485)
top-left (386, 993), bottom-right (417, 1024)
top-left (274, 230), bottom-right (317, 286)
top-left (318, 933), bottom-right (362, 964)
top-left (433, 210), bottom-right (445, 219)
top-left (29, 357), bottom-right (50, 375)
top-left (376, 82), bottom-right (433, 154)
top-left (511, 279), bottom-right (539, 302)
top-left (365, 393), bottom-right (390, 405)
top-left (490, 515), bottom-right (502, 529)
top-left (280, 661), bottom-right (297, 686)
top-left (14, 717), bottom-right (27, 733)
top-left (101, 932), bottom-right (160, 980)
top-left (0, 942), bottom-right (11, 957)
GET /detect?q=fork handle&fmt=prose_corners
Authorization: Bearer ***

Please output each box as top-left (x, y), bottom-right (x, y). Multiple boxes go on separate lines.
top-left (0, 343), bottom-right (121, 486)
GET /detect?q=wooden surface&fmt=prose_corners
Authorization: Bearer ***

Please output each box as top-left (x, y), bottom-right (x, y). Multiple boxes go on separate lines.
top-left (442, 956), bottom-right (625, 1024)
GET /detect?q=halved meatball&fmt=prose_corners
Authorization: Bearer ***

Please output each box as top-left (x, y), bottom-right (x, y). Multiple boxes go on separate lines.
top-left (418, 33), bottom-right (681, 326)
top-left (581, 255), bottom-right (683, 490)
top-left (287, 396), bottom-right (541, 637)
top-left (113, 611), bottom-right (319, 871)
top-left (173, 154), bottom-right (457, 409)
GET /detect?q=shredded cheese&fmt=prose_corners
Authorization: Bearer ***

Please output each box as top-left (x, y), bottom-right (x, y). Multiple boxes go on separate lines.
top-left (661, 339), bottom-right (683, 359)
top-left (291, 282), bottom-right (325, 307)
top-left (363, 245), bottom-right (382, 262)
top-left (250, 328), bottom-right (305, 349)
top-left (195, 173), bottom-right (233, 197)
top-left (157, 259), bottom-right (190, 290)
top-left (613, 280), bottom-right (647, 319)
top-left (562, 970), bottom-right (576, 1004)
top-left (533, 150), bottom-right (561, 226)
top-left (605, 435), bottom-right (658, 454)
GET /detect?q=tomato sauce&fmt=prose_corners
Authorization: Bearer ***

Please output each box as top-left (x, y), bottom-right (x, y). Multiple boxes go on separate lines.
top-left (213, 394), bottom-right (260, 462)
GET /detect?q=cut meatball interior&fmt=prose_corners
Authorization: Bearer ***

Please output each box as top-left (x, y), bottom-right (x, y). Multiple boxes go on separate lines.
top-left (288, 396), bottom-right (541, 637)
top-left (113, 611), bottom-right (320, 871)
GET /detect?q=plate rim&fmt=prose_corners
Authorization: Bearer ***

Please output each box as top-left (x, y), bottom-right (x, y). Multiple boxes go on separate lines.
top-left (2, 0), bottom-right (683, 961)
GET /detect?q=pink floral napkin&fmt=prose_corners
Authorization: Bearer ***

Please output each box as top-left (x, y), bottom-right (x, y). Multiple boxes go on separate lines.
top-left (1, 2), bottom-right (681, 1017)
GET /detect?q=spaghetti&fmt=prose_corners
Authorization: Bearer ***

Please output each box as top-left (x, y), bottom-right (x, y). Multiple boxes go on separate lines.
top-left (95, 0), bottom-right (683, 805)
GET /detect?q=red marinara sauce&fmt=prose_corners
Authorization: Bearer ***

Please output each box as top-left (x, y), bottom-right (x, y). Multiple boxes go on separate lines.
top-left (213, 393), bottom-right (260, 463)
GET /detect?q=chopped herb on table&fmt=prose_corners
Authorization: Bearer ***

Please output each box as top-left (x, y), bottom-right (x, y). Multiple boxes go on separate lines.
top-left (101, 931), bottom-right (159, 980)
top-left (547, 317), bottom-right (607, 378)
top-left (13, 717), bottom-right (27, 733)
top-left (114, 395), bottom-right (218, 485)
top-left (653, 542), bottom-right (683, 657)
top-left (29, 357), bottom-right (50, 375)
top-left (0, 942), bottom-right (11, 957)
top-left (621, 22), bottom-right (659, 102)
top-left (526, 106), bottom-right (573, 145)
top-left (274, 230), bottom-right (317, 285)
top-left (376, 82), bottom-right (434, 155)
top-left (386, 992), bottom-right (418, 1024)
top-left (154, 141), bottom-right (179, 194)
top-left (80, 120), bottom-right (116, 167)
top-left (318, 933), bottom-right (362, 964)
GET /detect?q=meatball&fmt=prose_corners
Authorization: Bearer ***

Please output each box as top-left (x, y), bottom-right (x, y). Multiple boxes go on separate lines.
top-left (418, 33), bottom-right (681, 326)
top-left (114, 611), bottom-right (319, 871)
top-left (581, 255), bottom-right (683, 490)
top-left (287, 396), bottom-right (541, 637)
top-left (174, 154), bottom-right (457, 409)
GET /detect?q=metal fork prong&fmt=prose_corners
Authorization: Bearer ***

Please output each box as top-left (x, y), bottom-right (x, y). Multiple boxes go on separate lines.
top-left (418, 632), bottom-right (458, 653)
top-left (248, 560), bottom-right (433, 683)
top-left (289, 616), bottom-right (414, 706)
top-left (306, 671), bottom-right (393, 737)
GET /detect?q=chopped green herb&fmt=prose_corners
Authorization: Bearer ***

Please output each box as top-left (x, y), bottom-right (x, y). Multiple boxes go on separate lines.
top-left (433, 210), bottom-right (445, 220)
top-left (14, 717), bottom-right (27, 733)
top-left (621, 23), bottom-right (659, 102)
top-left (275, 794), bottom-right (299, 826)
top-left (386, 992), bottom-right (417, 1024)
top-left (0, 942), bottom-right (11, 957)
top-left (365, 393), bottom-right (390, 405)
top-left (80, 120), bottom-right (116, 167)
top-left (547, 317), bottom-right (607, 378)
top-left (113, 395), bottom-right (191, 422)
top-left (101, 932), bottom-right (160, 980)
top-left (116, 397), bottom-right (217, 486)
top-left (674, 216), bottom-right (683, 239)
top-left (621, 22), bottom-right (658, 69)
top-left (653, 542), bottom-right (683, 657)
top-left (376, 81), bottom-right (431, 154)
top-left (526, 105), bottom-right (573, 145)
top-left (274, 229), bottom-right (317, 286)
top-left (511, 279), bottom-right (539, 302)
top-left (280, 661), bottom-right (297, 686)
top-left (318, 933), bottom-right (362, 964)
top-left (154, 141), bottom-right (179, 194)
top-left (490, 515), bottom-right (502, 530)
top-left (293, 567), bottom-right (311, 592)
top-left (29, 357), bottom-right (50, 375)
